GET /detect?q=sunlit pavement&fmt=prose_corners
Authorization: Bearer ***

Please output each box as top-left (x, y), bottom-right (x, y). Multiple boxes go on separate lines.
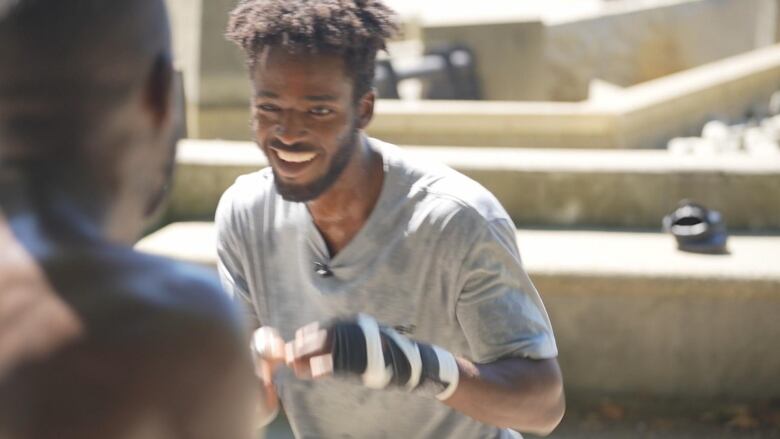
top-left (261, 398), bottom-right (780, 438)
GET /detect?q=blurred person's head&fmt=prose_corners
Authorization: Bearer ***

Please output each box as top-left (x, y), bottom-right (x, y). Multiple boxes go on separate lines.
top-left (0, 5), bottom-right (258, 439)
top-left (226, 0), bottom-right (398, 202)
top-left (0, 0), bottom-right (178, 242)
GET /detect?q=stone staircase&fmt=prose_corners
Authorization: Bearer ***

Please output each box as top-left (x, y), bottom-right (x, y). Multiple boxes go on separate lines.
top-left (139, 138), bottom-right (780, 400)
top-left (138, 221), bottom-right (780, 399)
top-left (168, 140), bottom-right (780, 230)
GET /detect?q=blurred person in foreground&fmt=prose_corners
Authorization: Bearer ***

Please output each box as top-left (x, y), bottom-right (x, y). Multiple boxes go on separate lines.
top-left (218, 0), bottom-right (565, 437)
top-left (0, 1), bottom-right (257, 438)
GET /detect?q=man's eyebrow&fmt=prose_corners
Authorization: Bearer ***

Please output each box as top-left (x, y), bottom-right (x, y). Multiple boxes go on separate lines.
top-left (303, 94), bottom-right (338, 102)
top-left (254, 91), bottom-right (339, 102)
top-left (255, 90), bottom-right (278, 98)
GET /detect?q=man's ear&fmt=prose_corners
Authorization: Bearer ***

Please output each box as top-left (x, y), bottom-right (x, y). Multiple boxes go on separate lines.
top-left (357, 90), bottom-right (375, 130)
top-left (144, 52), bottom-right (174, 131)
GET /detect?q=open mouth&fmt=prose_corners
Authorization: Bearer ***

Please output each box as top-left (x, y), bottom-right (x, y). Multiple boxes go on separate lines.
top-left (274, 149), bottom-right (317, 164)
top-left (269, 147), bottom-right (320, 179)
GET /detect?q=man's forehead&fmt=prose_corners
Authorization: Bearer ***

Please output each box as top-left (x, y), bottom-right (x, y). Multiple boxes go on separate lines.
top-left (252, 46), bottom-right (353, 97)
top-left (257, 46), bottom-right (347, 74)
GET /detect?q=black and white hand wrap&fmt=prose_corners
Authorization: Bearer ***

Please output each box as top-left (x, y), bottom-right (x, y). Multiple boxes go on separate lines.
top-left (327, 314), bottom-right (460, 400)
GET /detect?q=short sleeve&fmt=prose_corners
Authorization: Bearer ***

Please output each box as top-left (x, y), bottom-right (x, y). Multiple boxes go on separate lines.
top-left (455, 217), bottom-right (557, 363)
top-left (215, 187), bottom-right (260, 330)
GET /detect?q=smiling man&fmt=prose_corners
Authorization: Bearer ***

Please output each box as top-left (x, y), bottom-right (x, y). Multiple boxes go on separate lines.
top-left (218, 1), bottom-right (565, 438)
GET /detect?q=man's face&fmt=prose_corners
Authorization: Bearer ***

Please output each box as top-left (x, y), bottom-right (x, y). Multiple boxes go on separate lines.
top-left (250, 47), bottom-right (363, 202)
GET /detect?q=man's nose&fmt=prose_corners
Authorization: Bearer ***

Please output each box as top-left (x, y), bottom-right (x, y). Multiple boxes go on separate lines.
top-left (275, 111), bottom-right (307, 145)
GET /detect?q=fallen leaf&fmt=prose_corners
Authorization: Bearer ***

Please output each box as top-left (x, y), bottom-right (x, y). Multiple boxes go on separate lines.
top-left (599, 401), bottom-right (626, 421)
top-left (726, 412), bottom-right (760, 430)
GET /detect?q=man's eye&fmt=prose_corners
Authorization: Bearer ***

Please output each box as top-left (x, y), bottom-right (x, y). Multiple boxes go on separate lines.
top-left (257, 104), bottom-right (280, 112)
top-left (309, 107), bottom-right (333, 116)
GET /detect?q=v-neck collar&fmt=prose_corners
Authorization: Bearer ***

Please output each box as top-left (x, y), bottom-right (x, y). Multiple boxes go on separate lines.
top-left (302, 139), bottom-right (396, 269)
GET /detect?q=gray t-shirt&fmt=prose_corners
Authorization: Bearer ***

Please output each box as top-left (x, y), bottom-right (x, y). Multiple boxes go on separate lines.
top-left (216, 139), bottom-right (558, 439)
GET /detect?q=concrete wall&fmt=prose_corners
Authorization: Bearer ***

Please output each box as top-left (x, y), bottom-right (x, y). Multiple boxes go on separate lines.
top-left (539, 273), bottom-right (780, 398)
top-left (167, 141), bottom-right (780, 231)
top-left (367, 45), bottom-right (780, 149)
top-left (420, 0), bottom-right (777, 102)
top-left (198, 0), bottom-right (249, 106)
top-left (165, 0), bottom-right (248, 138)
top-left (369, 100), bottom-right (617, 148)
top-left (616, 45), bottom-right (780, 149)
top-left (422, 20), bottom-right (547, 101)
top-left (166, 0), bottom-right (779, 140)
top-left (190, 44), bottom-right (780, 147)
top-left (165, 0), bottom-right (203, 136)
top-left (545, 0), bottom-right (778, 101)
top-left (137, 224), bottom-right (780, 399)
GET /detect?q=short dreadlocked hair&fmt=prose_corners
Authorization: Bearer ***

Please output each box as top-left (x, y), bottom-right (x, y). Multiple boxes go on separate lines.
top-left (226, 0), bottom-right (399, 100)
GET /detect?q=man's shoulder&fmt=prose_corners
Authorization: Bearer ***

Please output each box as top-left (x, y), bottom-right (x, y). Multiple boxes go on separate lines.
top-left (0, 247), bottom-right (252, 438)
top-left (121, 252), bottom-right (247, 354)
top-left (419, 173), bottom-right (510, 225)
top-left (217, 168), bottom-right (274, 215)
top-left (53, 245), bottom-right (243, 334)
top-left (124, 249), bottom-right (242, 326)
top-left (384, 150), bottom-right (511, 228)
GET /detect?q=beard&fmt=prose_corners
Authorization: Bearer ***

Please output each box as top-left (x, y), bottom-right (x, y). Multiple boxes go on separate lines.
top-left (269, 120), bottom-right (360, 203)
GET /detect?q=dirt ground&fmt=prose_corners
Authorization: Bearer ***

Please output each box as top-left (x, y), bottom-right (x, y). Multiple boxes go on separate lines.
top-left (263, 396), bottom-right (780, 438)
top-left (529, 396), bottom-right (780, 439)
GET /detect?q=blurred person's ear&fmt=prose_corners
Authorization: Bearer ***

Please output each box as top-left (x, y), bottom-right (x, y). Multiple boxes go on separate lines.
top-left (144, 53), bottom-right (175, 132)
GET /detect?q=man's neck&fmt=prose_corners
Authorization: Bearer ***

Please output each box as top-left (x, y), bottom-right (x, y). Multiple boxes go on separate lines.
top-left (306, 137), bottom-right (385, 256)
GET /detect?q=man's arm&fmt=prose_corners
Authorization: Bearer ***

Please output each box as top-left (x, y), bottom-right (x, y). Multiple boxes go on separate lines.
top-left (444, 356), bottom-right (564, 435)
top-left (448, 215), bottom-right (564, 434)
top-left (287, 316), bottom-right (564, 435)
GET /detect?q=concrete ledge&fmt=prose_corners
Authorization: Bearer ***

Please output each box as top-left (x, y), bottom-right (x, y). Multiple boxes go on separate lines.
top-left (366, 45), bottom-right (780, 148)
top-left (167, 140), bottom-right (780, 230)
top-left (137, 222), bottom-right (218, 268)
top-left (137, 222), bottom-right (780, 398)
top-left (196, 45), bottom-right (780, 146)
top-left (368, 100), bottom-right (617, 148)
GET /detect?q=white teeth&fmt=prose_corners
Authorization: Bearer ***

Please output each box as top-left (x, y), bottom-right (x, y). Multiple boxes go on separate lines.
top-left (275, 149), bottom-right (317, 163)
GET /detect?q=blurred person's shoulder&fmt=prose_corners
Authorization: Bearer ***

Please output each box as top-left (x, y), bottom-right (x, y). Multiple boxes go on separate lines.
top-left (45, 242), bottom-right (245, 339)
top-left (0, 245), bottom-right (253, 439)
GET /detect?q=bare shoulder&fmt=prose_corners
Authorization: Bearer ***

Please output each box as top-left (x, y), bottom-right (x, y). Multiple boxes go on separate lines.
top-left (43, 243), bottom-right (246, 341)
top-left (0, 243), bottom-right (256, 439)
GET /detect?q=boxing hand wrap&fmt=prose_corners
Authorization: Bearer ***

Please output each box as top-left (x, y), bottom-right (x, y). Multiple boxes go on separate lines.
top-left (329, 314), bottom-right (459, 400)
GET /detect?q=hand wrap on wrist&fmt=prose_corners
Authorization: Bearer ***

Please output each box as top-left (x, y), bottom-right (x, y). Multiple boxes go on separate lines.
top-left (329, 314), bottom-right (459, 400)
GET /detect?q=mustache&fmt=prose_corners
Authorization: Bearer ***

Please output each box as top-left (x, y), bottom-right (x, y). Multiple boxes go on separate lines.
top-left (269, 139), bottom-right (318, 154)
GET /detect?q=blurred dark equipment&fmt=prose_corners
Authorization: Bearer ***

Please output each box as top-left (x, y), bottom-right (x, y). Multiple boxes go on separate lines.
top-left (375, 44), bottom-right (482, 100)
top-left (662, 200), bottom-right (729, 254)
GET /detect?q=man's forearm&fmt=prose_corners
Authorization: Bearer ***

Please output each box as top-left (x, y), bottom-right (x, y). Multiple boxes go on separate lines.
top-left (443, 357), bottom-right (565, 436)
top-left (283, 316), bottom-right (565, 434)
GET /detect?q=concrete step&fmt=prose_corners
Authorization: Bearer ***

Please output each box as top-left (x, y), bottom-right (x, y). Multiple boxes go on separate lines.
top-left (167, 139), bottom-right (780, 231)
top-left (194, 45), bottom-right (780, 149)
top-left (137, 222), bottom-right (780, 399)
